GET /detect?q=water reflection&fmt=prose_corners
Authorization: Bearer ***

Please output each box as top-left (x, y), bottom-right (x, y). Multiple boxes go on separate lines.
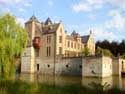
top-left (18, 74), bottom-right (125, 90)
top-left (82, 77), bottom-right (113, 89)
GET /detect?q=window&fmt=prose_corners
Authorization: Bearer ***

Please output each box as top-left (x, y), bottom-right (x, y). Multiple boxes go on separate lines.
top-left (67, 41), bottom-right (70, 47)
top-left (74, 43), bottom-right (76, 49)
top-left (71, 42), bottom-right (73, 48)
top-left (47, 36), bottom-right (51, 43)
top-left (46, 46), bottom-right (51, 56)
top-left (59, 36), bottom-right (62, 43)
top-left (78, 43), bottom-right (80, 49)
top-left (59, 47), bottom-right (62, 54)
top-left (47, 36), bottom-right (48, 43)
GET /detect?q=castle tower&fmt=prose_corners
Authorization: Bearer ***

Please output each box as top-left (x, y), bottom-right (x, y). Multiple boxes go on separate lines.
top-left (21, 15), bottom-right (39, 73)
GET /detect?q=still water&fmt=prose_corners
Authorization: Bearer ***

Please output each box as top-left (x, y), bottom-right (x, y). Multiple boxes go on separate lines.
top-left (18, 74), bottom-right (125, 90)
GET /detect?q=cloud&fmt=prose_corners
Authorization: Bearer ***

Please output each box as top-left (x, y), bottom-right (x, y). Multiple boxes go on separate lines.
top-left (0, 0), bottom-right (22, 5)
top-left (90, 10), bottom-right (125, 41)
top-left (72, 0), bottom-right (125, 13)
top-left (0, 0), bottom-right (32, 13)
top-left (104, 10), bottom-right (125, 31)
top-left (92, 27), bottom-right (116, 41)
top-left (1, 0), bottom-right (33, 6)
top-left (72, 3), bottom-right (91, 12)
top-left (16, 17), bottom-right (25, 27)
top-left (106, 0), bottom-right (125, 10)
top-left (72, 0), bottom-right (104, 12)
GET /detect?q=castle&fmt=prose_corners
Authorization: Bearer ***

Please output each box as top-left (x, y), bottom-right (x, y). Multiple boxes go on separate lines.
top-left (21, 16), bottom-right (125, 78)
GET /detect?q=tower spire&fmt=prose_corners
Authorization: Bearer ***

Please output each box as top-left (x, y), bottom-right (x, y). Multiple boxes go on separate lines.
top-left (90, 29), bottom-right (92, 35)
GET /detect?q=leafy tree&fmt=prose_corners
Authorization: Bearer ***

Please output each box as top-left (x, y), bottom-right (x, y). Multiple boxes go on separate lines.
top-left (119, 40), bottom-right (125, 55)
top-left (82, 47), bottom-right (90, 56)
top-left (120, 54), bottom-right (125, 59)
top-left (0, 13), bottom-right (28, 79)
top-left (96, 47), bottom-right (113, 56)
top-left (96, 47), bottom-right (103, 55)
top-left (96, 40), bottom-right (125, 57)
top-left (103, 49), bottom-right (113, 56)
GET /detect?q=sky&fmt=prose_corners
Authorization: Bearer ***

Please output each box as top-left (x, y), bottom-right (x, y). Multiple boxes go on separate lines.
top-left (0, 0), bottom-right (125, 42)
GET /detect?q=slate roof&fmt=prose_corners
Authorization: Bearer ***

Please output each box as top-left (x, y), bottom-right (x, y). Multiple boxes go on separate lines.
top-left (42, 23), bottom-right (60, 34)
top-left (26, 15), bottom-right (39, 23)
top-left (45, 17), bottom-right (52, 25)
top-left (81, 35), bottom-right (90, 43)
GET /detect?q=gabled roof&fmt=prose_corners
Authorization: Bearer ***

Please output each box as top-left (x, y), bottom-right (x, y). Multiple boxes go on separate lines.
top-left (81, 35), bottom-right (90, 43)
top-left (42, 23), bottom-right (59, 34)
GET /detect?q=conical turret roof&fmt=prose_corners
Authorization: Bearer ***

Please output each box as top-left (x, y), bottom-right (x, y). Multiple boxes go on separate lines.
top-left (45, 17), bottom-right (52, 25)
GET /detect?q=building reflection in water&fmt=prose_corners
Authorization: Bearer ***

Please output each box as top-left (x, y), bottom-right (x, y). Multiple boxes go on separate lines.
top-left (82, 77), bottom-right (113, 89)
top-left (19, 74), bottom-right (125, 90)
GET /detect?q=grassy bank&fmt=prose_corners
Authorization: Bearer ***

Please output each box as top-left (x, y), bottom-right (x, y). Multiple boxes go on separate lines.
top-left (0, 80), bottom-right (124, 94)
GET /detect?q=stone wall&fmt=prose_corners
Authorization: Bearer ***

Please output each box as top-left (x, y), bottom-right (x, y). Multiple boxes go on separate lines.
top-left (102, 56), bottom-right (112, 77)
top-left (21, 47), bottom-right (35, 73)
top-left (112, 58), bottom-right (125, 75)
top-left (120, 59), bottom-right (125, 73)
top-left (112, 58), bottom-right (121, 76)
top-left (55, 57), bottom-right (82, 76)
top-left (82, 56), bottom-right (102, 77)
top-left (39, 59), bottom-right (55, 75)
top-left (82, 56), bottom-right (112, 78)
top-left (21, 48), bottom-right (125, 77)
top-left (38, 56), bottom-right (82, 76)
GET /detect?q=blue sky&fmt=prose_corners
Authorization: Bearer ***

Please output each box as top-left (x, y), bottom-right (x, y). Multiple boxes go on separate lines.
top-left (0, 0), bottom-right (125, 42)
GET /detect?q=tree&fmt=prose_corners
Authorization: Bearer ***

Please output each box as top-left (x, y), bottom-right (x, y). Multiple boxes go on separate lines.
top-left (96, 47), bottom-right (103, 55)
top-left (120, 54), bottom-right (125, 59)
top-left (82, 47), bottom-right (90, 56)
top-left (0, 13), bottom-right (28, 79)
top-left (96, 47), bottom-right (113, 56)
top-left (119, 40), bottom-right (125, 55)
top-left (103, 49), bottom-right (113, 56)
top-left (96, 40), bottom-right (125, 57)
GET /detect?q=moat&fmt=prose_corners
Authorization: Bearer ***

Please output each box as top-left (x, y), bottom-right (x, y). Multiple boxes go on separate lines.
top-left (17, 74), bottom-right (125, 90)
